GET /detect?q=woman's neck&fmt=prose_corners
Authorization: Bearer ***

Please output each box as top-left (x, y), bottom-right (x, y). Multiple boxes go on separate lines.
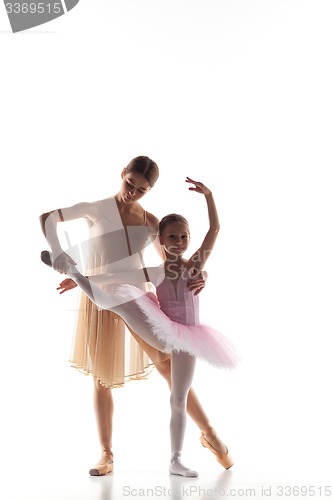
top-left (115, 192), bottom-right (140, 214)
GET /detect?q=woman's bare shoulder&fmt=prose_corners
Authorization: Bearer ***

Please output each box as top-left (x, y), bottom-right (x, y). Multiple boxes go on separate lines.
top-left (146, 211), bottom-right (160, 230)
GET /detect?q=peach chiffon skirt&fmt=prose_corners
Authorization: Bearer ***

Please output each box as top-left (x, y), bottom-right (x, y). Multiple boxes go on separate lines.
top-left (69, 291), bottom-right (169, 388)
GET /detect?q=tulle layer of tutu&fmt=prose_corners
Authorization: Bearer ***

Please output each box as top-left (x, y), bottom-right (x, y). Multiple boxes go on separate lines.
top-left (117, 285), bottom-right (239, 369)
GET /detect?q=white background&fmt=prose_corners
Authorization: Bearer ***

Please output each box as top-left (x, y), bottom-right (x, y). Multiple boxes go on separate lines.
top-left (1, 1), bottom-right (333, 499)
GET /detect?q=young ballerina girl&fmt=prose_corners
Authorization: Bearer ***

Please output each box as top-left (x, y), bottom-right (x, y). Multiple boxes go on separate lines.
top-left (46, 176), bottom-right (238, 477)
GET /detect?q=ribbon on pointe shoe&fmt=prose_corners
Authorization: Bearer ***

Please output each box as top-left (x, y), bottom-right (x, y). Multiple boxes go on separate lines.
top-left (200, 430), bottom-right (234, 469)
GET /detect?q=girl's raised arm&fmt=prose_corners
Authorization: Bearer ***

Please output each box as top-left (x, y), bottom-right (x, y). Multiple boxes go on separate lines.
top-left (186, 177), bottom-right (220, 274)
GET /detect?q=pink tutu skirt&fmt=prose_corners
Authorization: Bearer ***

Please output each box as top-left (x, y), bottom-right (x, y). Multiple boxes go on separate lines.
top-left (117, 285), bottom-right (239, 369)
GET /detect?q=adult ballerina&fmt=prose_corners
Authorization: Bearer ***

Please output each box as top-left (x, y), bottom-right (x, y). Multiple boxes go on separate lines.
top-left (40, 157), bottom-right (231, 475)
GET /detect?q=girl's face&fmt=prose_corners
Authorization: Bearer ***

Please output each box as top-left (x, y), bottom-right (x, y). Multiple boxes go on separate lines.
top-left (159, 221), bottom-right (190, 258)
top-left (120, 170), bottom-right (151, 204)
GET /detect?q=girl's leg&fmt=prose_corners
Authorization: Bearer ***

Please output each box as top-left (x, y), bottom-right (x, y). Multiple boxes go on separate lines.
top-left (144, 347), bottom-right (229, 457)
top-left (89, 378), bottom-right (114, 476)
top-left (73, 273), bottom-right (232, 467)
top-left (169, 352), bottom-right (198, 477)
top-left (153, 358), bottom-right (214, 432)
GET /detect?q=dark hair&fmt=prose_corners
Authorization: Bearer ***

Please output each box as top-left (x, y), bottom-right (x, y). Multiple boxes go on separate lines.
top-left (124, 156), bottom-right (159, 187)
top-left (159, 213), bottom-right (189, 235)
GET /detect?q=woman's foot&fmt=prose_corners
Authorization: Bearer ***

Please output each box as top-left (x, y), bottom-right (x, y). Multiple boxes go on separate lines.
top-left (89, 450), bottom-right (114, 476)
top-left (169, 458), bottom-right (198, 477)
top-left (41, 250), bottom-right (52, 267)
top-left (200, 428), bottom-right (233, 469)
top-left (40, 250), bottom-right (79, 275)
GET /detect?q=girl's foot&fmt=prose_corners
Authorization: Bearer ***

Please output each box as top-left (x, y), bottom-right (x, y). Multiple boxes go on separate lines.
top-left (169, 458), bottom-right (198, 477)
top-left (89, 450), bottom-right (114, 476)
top-left (200, 428), bottom-right (233, 469)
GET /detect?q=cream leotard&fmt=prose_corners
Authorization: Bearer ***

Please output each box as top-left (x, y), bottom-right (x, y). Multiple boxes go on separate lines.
top-left (55, 196), bottom-right (159, 387)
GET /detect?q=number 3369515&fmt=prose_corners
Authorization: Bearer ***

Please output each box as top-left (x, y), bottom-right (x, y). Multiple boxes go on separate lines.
top-left (5, 3), bottom-right (62, 14)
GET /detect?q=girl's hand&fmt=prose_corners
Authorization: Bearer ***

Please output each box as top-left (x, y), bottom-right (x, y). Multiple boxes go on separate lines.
top-left (57, 278), bottom-right (78, 294)
top-left (185, 177), bottom-right (211, 196)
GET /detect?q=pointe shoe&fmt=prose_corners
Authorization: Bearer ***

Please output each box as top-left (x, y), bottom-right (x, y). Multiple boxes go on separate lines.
top-left (40, 250), bottom-right (78, 275)
top-left (89, 454), bottom-right (114, 476)
top-left (200, 432), bottom-right (234, 469)
top-left (41, 250), bottom-right (52, 267)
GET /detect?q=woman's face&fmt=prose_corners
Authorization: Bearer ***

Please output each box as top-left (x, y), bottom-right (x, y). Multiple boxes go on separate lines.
top-left (159, 221), bottom-right (190, 257)
top-left (120, 170), bottom-right (151, 204)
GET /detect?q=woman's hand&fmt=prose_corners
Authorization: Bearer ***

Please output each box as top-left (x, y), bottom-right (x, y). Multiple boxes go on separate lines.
top-left (53, 251), bottom-right (77, 274)
top-left (57, 278), bottom-right (78, 294)
top-left (187, 270), bottom-right (207, 296)
top-left (185, 177), bottom-right (212, 196)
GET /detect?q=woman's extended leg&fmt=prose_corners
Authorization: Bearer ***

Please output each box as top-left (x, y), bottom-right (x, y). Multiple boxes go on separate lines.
top-left (69, 272), bottom-right (169, 352)
top-left (89, 379), bottom-right (114, 476)
top-left (169, 351), bottom-right (198, 477)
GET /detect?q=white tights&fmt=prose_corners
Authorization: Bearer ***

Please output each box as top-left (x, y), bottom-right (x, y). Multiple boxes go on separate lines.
top-left (169, 351), bottom-right (198, 477)
top-left (71, 272), bottom-right (198, 476)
